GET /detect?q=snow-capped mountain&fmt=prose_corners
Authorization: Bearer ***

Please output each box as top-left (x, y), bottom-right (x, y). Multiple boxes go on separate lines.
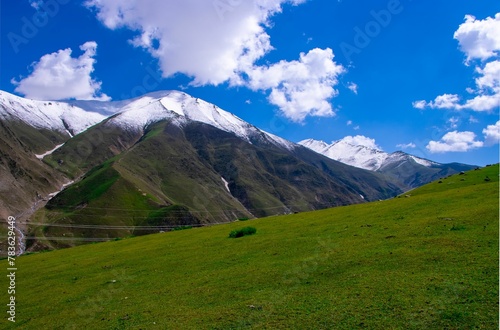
top-left (299, 138), bottom-right (475, 188)
top-left (104, 90), bottom-right (294, 150)
top-left (0, 90), bottom-right (293, 151)
top-left (299, 138), bottom-right (438, 171)
top-left (0, 91), bottom-right (107, 136)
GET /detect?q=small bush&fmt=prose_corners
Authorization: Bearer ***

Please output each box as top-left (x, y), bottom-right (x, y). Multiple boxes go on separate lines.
top-left (237, 217), bottom-right (250, 221)
top-left (229, 227), bottom-right (257, 238)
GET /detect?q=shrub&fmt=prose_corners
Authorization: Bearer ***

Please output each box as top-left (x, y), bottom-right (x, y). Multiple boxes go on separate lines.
top-left (229, 227), bottom-right (257, 238)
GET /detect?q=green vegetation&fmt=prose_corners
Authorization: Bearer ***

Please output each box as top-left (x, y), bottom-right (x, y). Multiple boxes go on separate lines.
top-left (3, 165), bottom-right (498, 329)
top-left (229, 226), bottom-right (257, 238)
top-left (46, 160), bottom-right (120, 210)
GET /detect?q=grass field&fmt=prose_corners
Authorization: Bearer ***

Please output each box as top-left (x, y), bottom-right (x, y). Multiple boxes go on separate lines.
top-left (2, 165), bottom-right (498, 329)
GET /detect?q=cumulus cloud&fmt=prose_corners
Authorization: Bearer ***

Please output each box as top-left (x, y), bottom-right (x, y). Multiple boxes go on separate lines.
top-left (427, 131), bottom-right (484, 153)
top-left (414, 94), bottom-right (461, 110)
top-left (11, 41), bottom-right (110, 101)
top-left (247, 48), bottom-right (344, 122)
top-left (413, 13), bottom-right (500, 113)
top-left (454, 13), bottom-right (500, 62)
top-left (86, 0), bottom-right (346, 122)
top-left (341, 135), bottom-right (381, 150)
top-left (483, 120), bottom-right (500, 145)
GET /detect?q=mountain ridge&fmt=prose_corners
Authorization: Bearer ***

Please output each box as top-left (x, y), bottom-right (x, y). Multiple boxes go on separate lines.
top-left (299, 137), bottom-right (476, 188)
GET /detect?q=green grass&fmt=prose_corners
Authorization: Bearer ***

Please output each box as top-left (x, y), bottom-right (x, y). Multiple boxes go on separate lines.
top-left (46, 160), bottom-right (120, 210)
top-left (2, 165), bottom-right (498, 329)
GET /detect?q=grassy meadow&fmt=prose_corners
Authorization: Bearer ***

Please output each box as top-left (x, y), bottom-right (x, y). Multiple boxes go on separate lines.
top-left (1, 165), bottom-right (498, 329)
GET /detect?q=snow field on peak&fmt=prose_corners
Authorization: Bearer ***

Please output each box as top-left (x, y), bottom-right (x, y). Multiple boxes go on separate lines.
top-left (0, 91), bottom-right (107, 134)
top-left (1, 89), bottom-right (296, 151)
top-left (299, 138), bottom-right (440, 171)
top-left (410, 155), bottom-right (437, 167)
top-left (108, 91), bottom-right (295, 150)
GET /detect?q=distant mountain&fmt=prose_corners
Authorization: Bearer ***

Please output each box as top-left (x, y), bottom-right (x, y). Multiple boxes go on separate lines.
top-left (299, 138), bottom-right (477, 188)
top-left (0, 90), bottom-right (405, 251)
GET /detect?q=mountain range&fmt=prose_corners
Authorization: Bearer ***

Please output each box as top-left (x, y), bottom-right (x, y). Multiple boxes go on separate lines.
top-left (0, 90), bottom-right (474, 251)
top-left (299, 138), bottom-right (476, 188)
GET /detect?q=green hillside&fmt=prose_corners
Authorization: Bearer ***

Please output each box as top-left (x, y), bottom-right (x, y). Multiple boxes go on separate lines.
top-left (2, 165), bottom-right (498, 329)
top-left (30, 120), bottom-right (404, 250)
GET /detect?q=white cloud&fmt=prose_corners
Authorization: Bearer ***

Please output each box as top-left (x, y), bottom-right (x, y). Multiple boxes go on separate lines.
top-left (413, 14), bottom-right (500, 113)
top-left (247, 48), bottom-right (344, 122)
top-left (412, 100), bottom-right (427, 110)
top-left (11, 41), bottom-right (110, 101)
top-left (454, 13), bottom-right (500, 62)
top-left (341, 135), bottom-right (381, 150)
top-left (86, 0), bottom-right (306, 85)
top-left (86, 0), bottom-right (346, 122)
top-left (448, 117), bottom-right (459, 129)
top-left (346, 120), bottom-right (352, 126)
top-left (347, 82), bottom-right (358, 94)
top-left (414, 94), bottom-right (461, 110)
top-left (462, 59), bottom-right (500, 111)
top-left (396, 142), bottom-right (416, 149)
top-left (469, 115), bottom-right (479, 123)
top-left (427, 131), bottom-right (483, 153)
top-left (475, 60), bottom-right (500, 90)
top-left (483, 120), bottom-right (500, 145)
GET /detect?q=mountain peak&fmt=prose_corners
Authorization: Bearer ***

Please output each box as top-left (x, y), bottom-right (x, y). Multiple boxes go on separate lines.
top-left (300, 138), bottom-right (388, 171)
top-left (0, 90), bottom-right (107, 135)
top-left (299, 138), bottom-right (445, 171)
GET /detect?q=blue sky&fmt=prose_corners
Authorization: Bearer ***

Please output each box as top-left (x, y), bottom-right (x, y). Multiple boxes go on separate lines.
top-left (1, 0), bottom-right (499, 165)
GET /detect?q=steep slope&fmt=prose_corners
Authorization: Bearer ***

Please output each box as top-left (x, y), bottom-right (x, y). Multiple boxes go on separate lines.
top-left (299, 138), bottom-right (476, 188)
top-left (0, 120), bottom-right (68, 219)
top-left (0, 90), bottom-right (120, 217)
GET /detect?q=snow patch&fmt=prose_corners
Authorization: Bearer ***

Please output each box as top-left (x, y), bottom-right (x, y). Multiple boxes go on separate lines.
top-left (221, 177), bottom-right (230, 193)
top-left (47, 180), bottom-right (74, 199)
top-left (35, 143), bottom-right (65, 160)
top-left (410, 155), bottom-right (438, 167)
